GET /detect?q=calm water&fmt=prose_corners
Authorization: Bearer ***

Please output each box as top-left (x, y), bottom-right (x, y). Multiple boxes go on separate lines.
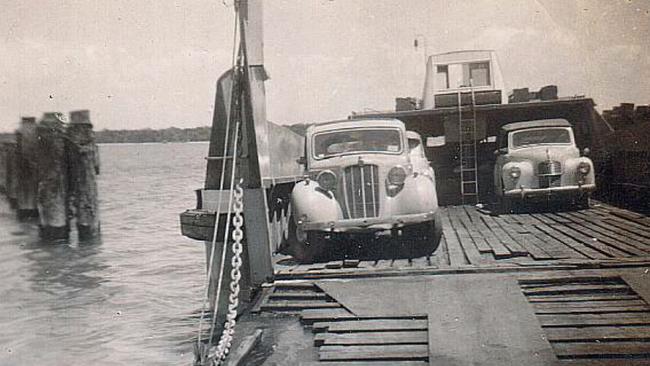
top-left (0, 142), bottom-right (210, 365)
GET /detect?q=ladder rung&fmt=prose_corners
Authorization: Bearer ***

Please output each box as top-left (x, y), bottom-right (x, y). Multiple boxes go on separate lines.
top-left (462, 192), bottom-right (478, 196)
top-left (205, 156), bottom-right (235, 160)
top-left (461, 168), bottom-right (477, 172)
top-left (462, 181), bottom-right (478, 185)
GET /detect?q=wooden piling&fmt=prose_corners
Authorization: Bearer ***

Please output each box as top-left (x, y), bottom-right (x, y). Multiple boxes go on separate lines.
top-left (67, 110), bottom-right (100, 240)
top-left (4, 142), bottom-right (19, 208)
top-left (36, 113), bottom-right (69, 240)
top-left (15, 117), bottom-right (39, 220)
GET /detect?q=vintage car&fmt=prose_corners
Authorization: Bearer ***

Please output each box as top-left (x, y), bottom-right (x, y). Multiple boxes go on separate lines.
top-left (494, 119), bottom-right (596, 211)
top-left (287, 118), bottom-right (442, 262)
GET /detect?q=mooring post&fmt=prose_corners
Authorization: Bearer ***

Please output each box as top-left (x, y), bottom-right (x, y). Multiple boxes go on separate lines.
top-left (36, 112), bottom-right (69, 240)
top-left (67, 110), bottom-right (101, 240)
top-left (5, 142), bottom-right (19, 209)
top-left (15, 117), bottom-right (40, 220)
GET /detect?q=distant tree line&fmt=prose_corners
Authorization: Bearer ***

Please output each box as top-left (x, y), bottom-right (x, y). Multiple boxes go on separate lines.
top-left (95, 126), bottom-right (211, 143)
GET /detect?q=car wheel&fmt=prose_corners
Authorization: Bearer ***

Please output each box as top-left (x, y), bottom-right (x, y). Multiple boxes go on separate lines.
top-left (501, 196), bottom-right (515, 214)
top-left (575, 194), bottom-right (590, 210)
top-left (401, 211), bottom-right (442, 258)
top-left (287, 215), bottom-right (326, 263)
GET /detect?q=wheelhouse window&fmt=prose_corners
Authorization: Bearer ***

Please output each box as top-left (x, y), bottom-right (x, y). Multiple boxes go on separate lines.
top-left (511, 128), bottom-right (572, 148)
top-left (313, 128), bottom-right (402, 159)
top-left (436, 61), bottom-right (491, 90)
top-left (468, 62), bottom-right (490, 87)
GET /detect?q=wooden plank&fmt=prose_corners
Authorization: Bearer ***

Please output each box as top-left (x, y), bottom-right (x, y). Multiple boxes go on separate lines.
top-left (410, 256), bottom-right (431, 269)
top-left (572, 210), bottom-right (650, 250)
top-left (558, 360), bottom-right (650, 366)
top-left (508, 214), bottom-right (579, 259)
top-left (521, 284), bottom-right (633, 296)
top-left (533, 299), bottom-right (648, 309)
top-left (538, 312), bottom-right (650, 327)
top-left (440, 214), bottom-right (468, 267)
top-left (537, 213), bottom-right (630, 258)
top-left (260, 300), bottom-right (341, 311)
top-left (315, 330), bottom-right (428, 346)
top-left (250, 287), bottom-right (273, 313)
top-left (492, 214), bottom-right (553, 260)
top-left (452, 206), bottom-right (493, 254)
top-left (480, 214), bottom-right (529, 256)
top-left (269, 291), bottom-right (328, 301)
top-left (545, 325), bottom-right (650, 342)
top-left (429, 234), bottom-right (450, 267)
top-left (273, 282), bottom-right (316, 291)
top-left (527, 294), bottom-right (641, 303)
top-left (465, 207), bottom-right (512, 258)
top-left (324, 318), bottom-right (429, 332)
top-left (300, 308), bottom-right (355, 324)
top-left (526, 214), bottom-right (607, 259)
top-left (393, 258), bottom-right (411, 269)
top-left (301, 362), bottom-right (428, 366)
top-left (319, 344), bottom-right (428, 361)
top-left (534, 305), bottom-right (650, 314)
top-left (448, 208), bottom-right (485, 265)
top-left (554, 212), bottom-right (649, 256)
top-left (552, 341), bottom-right (650, 357)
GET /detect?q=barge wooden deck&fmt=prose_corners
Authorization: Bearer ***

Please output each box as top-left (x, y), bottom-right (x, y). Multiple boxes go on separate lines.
top-left (244, 202), bottom-right (650, 365)
top-left (273, 202), bottom-right (650, 280)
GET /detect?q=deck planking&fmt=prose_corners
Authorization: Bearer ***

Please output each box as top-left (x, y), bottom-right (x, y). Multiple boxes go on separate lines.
top-left (272, 204), bottom-right (650, 279)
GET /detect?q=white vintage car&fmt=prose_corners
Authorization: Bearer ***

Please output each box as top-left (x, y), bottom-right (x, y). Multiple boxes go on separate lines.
top-left (494, 119), bottom-right (596, 211)
top-left (287, 118), bottom-right (442, 262)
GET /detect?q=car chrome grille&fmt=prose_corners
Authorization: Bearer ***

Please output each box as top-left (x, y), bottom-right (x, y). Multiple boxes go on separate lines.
top-left (341, 164), bottom-right (380, 219)
top-left (539, 175), bottom-right (562, 188)
top-left (538, 161), bottom-right (562, 176)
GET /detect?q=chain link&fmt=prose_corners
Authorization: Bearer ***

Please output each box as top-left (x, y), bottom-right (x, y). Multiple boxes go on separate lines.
top-left (208, 179), bottom-right (244, 365)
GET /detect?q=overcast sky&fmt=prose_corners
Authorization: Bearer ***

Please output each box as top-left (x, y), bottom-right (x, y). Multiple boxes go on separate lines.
top-left (1, 0), bottom-right (648, 132)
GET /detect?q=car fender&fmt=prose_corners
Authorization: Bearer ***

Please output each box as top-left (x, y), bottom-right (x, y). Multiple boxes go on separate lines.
top-left (385, 174), bottom-right (438, 216)
top-left (501, 160), bottom-right (534, 191)
top-left (563, 157), bottom-right (595, 185)
top-left (290, 180), bottom-right (343, 225)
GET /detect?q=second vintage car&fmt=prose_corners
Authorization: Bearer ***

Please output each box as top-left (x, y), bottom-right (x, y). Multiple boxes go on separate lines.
top-left (287, 118), bottom-right (442, 262)
top-left (494, 118), bottom-right (596, 212)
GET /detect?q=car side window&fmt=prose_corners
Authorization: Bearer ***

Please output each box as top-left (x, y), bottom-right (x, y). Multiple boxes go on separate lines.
top-left (408, 138), bottom-right (425, 158)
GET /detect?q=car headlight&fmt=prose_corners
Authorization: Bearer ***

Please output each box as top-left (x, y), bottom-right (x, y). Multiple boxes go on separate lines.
top-left (509, 166), bottom-right (521, 179)
top-left (317, 170), bottom-right (337, 191)
top-left (578, 162), bottom-right (591, 175)
top-left (387, 166), bottom-right (407, 185)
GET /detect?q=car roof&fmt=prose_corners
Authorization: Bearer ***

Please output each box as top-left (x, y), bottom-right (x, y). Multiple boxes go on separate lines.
top-left (307, 118), bottom-right (404, 135)
top-left (501, 119), bottom-right (571, 132)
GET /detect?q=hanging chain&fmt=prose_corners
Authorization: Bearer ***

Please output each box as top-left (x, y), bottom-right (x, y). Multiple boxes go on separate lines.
top-left (206, 178), bottom-right (245, 365)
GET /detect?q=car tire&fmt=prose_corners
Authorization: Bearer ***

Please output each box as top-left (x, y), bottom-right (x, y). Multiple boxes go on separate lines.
top-left (287, 215), bottom-right (326, 263)
top-left (401, 211), bottom-right (443, 258)
top-left (575, 194), bottom-right (590, 210)
top-left (501, 196), bottom-right (515, 214)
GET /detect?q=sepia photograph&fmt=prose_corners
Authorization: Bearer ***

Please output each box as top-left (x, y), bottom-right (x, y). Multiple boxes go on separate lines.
top-left (1, 0), bottom-right (649, 365)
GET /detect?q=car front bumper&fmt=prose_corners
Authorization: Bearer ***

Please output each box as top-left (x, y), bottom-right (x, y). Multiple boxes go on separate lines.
top-left (299, 211), bottom-right (436, 233)
top-left (504, 183), bottom-right (596, 199)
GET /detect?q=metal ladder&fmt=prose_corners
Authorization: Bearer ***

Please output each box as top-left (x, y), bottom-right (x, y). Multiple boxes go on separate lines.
top-left (457, 83), bottom-right (479, 205)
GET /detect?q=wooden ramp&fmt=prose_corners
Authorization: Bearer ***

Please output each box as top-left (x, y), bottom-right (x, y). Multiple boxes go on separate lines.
top-left (255, 267), bottom-right (650, 365)
top-left (274, 203), bottom-right (650, 280)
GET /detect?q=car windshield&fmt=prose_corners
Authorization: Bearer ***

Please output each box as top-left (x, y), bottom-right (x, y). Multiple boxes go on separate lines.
top-left (313, 128), bottom-right (402, 159)
top-left (511, 127), bottom-right (571, 148)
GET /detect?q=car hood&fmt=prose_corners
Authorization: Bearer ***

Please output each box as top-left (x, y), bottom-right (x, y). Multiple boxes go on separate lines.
top-left (309, 153), bottom-right (409, 173)
top-left (505, 145), bottom-right (579, 164)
